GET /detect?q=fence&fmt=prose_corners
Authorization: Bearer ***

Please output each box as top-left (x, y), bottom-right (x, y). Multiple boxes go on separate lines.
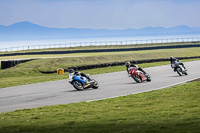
top-left (0, 37), bottom-right (200, 52)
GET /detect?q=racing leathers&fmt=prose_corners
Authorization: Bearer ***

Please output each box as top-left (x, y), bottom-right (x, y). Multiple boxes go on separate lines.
top-left (170, 57), bottom-right (186, 71)
top-left (126, 64), bottom-right (147, 75)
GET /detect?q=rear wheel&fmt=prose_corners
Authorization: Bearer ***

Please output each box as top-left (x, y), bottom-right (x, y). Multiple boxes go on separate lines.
top-left (177, 68), bottom-right (183, 76)
top-left (91, 79), bottom-right (99, 89)
top-left (132, 75), bottom-right (142, 83)
top-left (72, 81), bottom-right (84, 91)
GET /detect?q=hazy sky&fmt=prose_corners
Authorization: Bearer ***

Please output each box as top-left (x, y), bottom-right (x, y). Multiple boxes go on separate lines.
top-left (0, 0), bottom-right (200, 29)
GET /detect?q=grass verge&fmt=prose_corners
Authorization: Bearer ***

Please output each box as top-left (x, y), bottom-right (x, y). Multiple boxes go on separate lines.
top-left (0, 79), bottom-right (199, 133)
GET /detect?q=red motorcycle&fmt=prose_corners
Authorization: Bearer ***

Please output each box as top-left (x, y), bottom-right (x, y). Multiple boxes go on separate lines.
top-left (128, 67), bottom-right (151, 83)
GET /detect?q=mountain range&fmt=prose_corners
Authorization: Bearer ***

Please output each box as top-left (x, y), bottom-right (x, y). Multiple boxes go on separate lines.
top-left (0, 21), bottom-right (200, 41)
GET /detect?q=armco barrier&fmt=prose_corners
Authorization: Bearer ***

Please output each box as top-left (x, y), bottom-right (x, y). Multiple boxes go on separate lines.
top-left (39, 56), bottom-right (200, 74)
top-left (0, 44), bottom-right (200, 57)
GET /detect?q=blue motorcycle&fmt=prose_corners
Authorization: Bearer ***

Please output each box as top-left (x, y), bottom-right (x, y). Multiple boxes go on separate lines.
top-left (69, 72), bottom-right (99, 91)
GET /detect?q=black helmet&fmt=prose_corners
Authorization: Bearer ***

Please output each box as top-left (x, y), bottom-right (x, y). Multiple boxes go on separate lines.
top-left (125, 61), bottom-right (131, 68)
top-left (170, 56), bottom-right (173, 60)
top-left (68, 69), bottom-right (74, 73)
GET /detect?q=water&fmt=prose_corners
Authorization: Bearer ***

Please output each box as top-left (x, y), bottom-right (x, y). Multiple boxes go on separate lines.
top-left (0, 34), bottom-right (200, 51)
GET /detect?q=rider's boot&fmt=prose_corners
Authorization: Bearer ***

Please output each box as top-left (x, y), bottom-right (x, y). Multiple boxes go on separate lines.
top-left (183, 66), bottom-right (187, 71)
top-left (84, 82), bottom-right (90, 88)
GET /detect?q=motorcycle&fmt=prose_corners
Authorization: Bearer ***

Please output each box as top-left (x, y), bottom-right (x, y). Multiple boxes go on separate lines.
top-left (69, 73), bottom-right (99, 91)
top-left (128, 67), bottom-right (151, 83)
top-left (171, 61), bottom-right (188, 76)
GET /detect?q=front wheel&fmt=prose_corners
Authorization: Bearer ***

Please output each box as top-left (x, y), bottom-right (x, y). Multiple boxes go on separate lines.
top-left (132, 75), bottom-right (142, 83)
top-left (145, 74), bottom-right (151, 82)
top-left (184, 71), bottom-right (188, 75)
top-left (72, 81), bottom-right (84, 91)
top-left (91, 79), bottom-right (99, 89)
top-left (177, 68), bottom-right (183, 76)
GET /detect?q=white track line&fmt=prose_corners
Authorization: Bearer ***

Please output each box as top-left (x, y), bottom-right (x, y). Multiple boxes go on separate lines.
top-left (86, 76), bottom-right (200, 102)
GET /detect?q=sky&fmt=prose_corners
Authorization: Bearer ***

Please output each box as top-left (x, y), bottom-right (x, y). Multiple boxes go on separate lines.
top-left (0, 0), bottom-right (200, 29)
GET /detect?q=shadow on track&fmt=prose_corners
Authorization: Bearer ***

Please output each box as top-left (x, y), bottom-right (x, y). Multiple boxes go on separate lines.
top-left (65, 88), bottom-right (97, 92)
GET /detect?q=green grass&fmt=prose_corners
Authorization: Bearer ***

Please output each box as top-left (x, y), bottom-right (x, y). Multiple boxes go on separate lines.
top-left (0, 80), bottom-right (199, 133)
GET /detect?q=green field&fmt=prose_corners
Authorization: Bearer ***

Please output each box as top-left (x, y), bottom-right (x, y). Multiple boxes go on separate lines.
top-left (0, 80), bottom-right (199, 133)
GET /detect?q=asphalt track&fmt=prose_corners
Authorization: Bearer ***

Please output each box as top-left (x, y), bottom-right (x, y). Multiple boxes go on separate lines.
top-left (0, 60), bottom-right (200, 113)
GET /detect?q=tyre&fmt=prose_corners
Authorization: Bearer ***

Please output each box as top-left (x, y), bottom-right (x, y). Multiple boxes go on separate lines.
top-left (91, 79), bottom-right (99, 89)
top-left (177, 68), bottom-right (182, 76)
top-left (72, 81), bottom-right (84, 91)
top-left (132, 75), bottom-right (142, 83)
top-left (184, 71), bottom-right (188, 75)
top-left (147, 79), bottom-right (151, 82)
top-left (145, 74), bottom-right (151, 82)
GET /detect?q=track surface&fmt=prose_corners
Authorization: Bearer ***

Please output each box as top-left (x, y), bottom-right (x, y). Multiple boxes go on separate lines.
top-left (0, 60), bottom-right (200, 113)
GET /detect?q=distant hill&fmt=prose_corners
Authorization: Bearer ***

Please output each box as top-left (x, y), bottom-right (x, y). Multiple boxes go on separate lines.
top-left (0, 21), bottom-right (200, 41)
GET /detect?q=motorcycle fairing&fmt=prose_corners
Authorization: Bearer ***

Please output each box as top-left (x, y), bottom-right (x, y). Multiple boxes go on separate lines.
top-left (73, 75), bottom-right (88, 85)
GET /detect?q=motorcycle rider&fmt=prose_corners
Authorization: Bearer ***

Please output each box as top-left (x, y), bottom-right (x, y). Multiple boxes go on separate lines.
top-left (125, 61), bottom-right (147, 75)
top-left (169, 56), bottom-right (186, 71)
top-left (68, 69), bottom-right (91, 85)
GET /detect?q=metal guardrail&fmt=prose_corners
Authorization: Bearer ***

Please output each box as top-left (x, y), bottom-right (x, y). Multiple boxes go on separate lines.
top-left (0, 37), bottom-right (200, 52)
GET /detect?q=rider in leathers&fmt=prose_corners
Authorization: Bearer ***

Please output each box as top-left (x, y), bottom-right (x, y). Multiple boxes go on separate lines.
top-left (125, 61), bottom-right (147, 75)
top-left (169, 56), bottom-right (186, 71)
top-left (68, 69), bottom-right (90, 83)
